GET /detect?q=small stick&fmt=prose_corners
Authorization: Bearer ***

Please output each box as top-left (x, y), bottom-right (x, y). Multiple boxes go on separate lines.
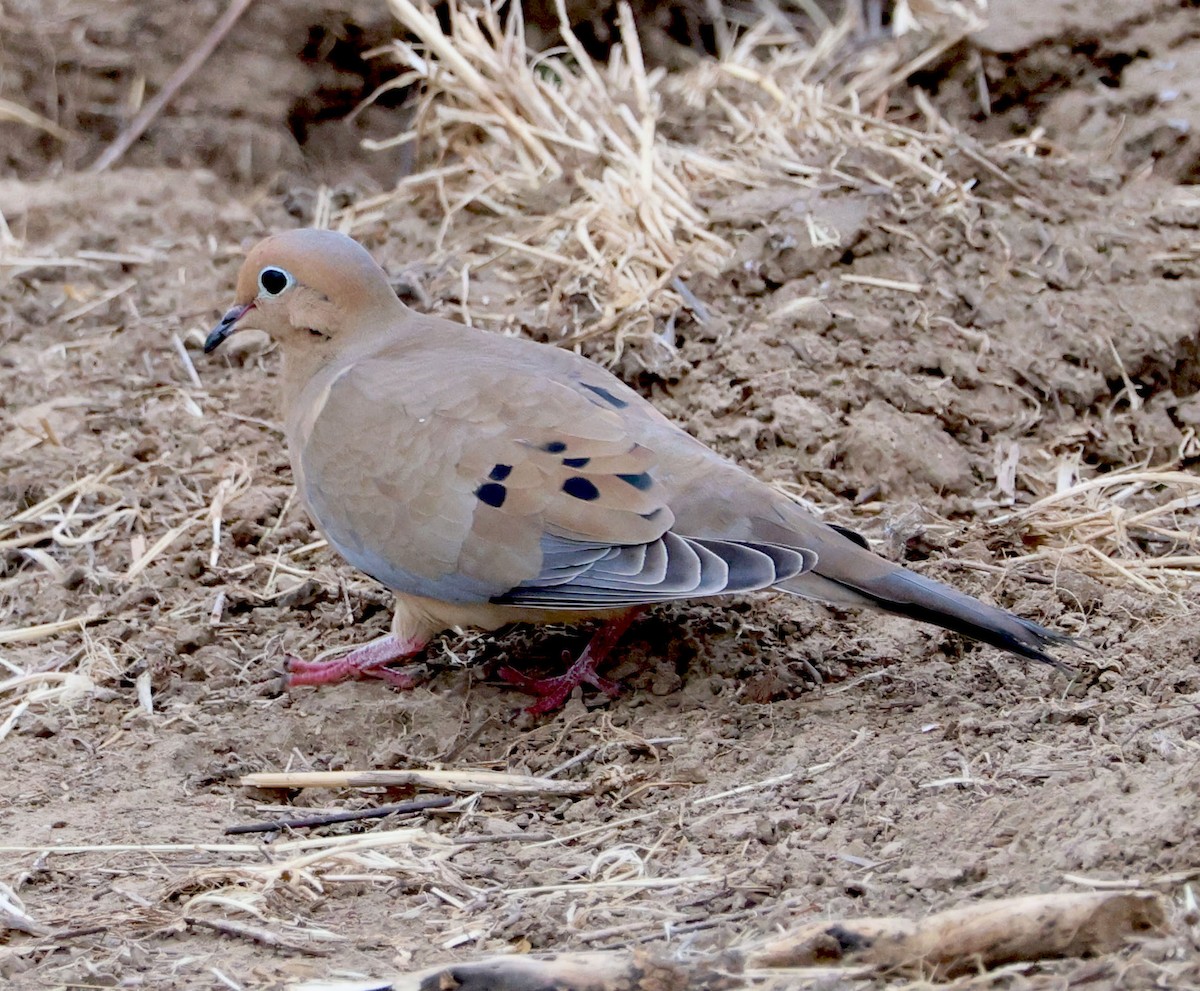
top-left (0, 611), bottom-right (102, 646)
top-left (240, 768), bottom-right (592, 796)
top-left (184, 916), bottom-right (333, 957)
top-left (0, 880), bottom-right (44, 935)
top-left (224, 796), bottom-right (453, 834)
top-left (49, 925), bottom-right (109, 941)
top-left (171, 332), bottom-right (203, 388)
top-left (746, 891), bottom-right (1166, 978)
top-left (0, 97), bottom-right (72, 141)
top-left (89, 0), bottom-right (257, 172)
top-left (0, 465), bottom-right (120, 539)
top-left (452, 832), bottom-right (553, 845)
top-left (545, 746), bottom-right (598, 779)
top-left (692, 771), bottom-right (796, 806)
top-left (839, 273), bottom-right (924, 293)
top-left (61, 277), bottom-right (138, 322)
top-left (123, 518), bottom-right (204, 582)
top-left (387, 950), bottom-right (647, 990)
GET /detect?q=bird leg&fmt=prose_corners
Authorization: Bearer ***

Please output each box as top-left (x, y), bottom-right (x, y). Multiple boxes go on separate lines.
top-left (284, 634), bottom-right (428, 689)
top-left (498, 609), bottom-right (642, 714)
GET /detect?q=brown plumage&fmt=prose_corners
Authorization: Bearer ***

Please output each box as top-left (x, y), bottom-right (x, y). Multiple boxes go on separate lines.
top-left (205, 228), bottom-right (1074, 712)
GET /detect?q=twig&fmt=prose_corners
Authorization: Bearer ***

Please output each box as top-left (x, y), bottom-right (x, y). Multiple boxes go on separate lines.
top-left (60, 277), bottom-right (138, 322)
top-left (224, 796), bottom-right (454, 834)
top-left (545, 747), bottom-right (599, 778)
top-left (691, 771), bottom-right (795, 806)
top-left (171, 332), bottom-right (203, 388)
top-left (0, 97), bottom-right (73, 141)
top-left (0, 465), bottom-right (120, 540)
top-left (746, 891), bottom-right (1166, 978)
top-left (361, 950), bottom-right (679, 990)
top-left (184, 916), bottom-right (334, 957)
top-left (0, 880), bottom-right (45, 935)
top-left (48, 925), bottom-right (109, 941)
top-left (89, 0), bottom-right (257, 172)
top-left (839, 273), bottom-right (924, 293)
top-left (451, 832), bottom-right (553, 845)
top-left (0, 611), bottom-right (104, 646)
top-left (240, 768), bottom-right (592, 796)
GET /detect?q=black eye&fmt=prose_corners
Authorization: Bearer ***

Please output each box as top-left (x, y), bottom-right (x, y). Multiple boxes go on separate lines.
top-left (258, 266), bottom-right (292, 296)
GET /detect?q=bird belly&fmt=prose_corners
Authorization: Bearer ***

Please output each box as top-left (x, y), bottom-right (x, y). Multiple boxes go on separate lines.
top-left (391, 592), bottom-right (629, 642)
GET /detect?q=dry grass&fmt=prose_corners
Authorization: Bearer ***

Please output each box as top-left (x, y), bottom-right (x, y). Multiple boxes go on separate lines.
top-left (999, 466), bottom-right (1200, 595)
top-left (0, 725), bottom-right (903, 968)
top-left (332, 0), bottom-right (990, 364)
top-left (0, 96), bottom-right (72, 142)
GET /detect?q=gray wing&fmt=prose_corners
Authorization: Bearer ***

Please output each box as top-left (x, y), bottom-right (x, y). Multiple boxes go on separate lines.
top-left (493, 532), bottom-right (815, 608)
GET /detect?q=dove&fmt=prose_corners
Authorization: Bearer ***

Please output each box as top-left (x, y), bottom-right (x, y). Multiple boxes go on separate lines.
top-left (204, 228), bottom-right (1073, 713)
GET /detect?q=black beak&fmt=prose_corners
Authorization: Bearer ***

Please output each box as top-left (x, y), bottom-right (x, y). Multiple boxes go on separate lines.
top-left (204, 303), bottom-right (253, 354)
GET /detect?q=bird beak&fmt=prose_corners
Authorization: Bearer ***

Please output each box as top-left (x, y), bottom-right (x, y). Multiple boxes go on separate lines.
top-left (204, 302), bottom-right (254, 354)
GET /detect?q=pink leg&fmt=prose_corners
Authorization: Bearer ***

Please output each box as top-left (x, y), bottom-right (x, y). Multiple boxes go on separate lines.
top-left (498, 610), bottom-right (642, 714)
top-left (285, 635), bottom-right (427, 689)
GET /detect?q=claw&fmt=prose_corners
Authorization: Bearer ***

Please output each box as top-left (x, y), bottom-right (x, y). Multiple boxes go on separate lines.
top-left (497, 609), bottom-right (641, 714)
top-left (283, 635), bottom-right (427, 688)
top-left (498, 662), bottom-right (622, 714)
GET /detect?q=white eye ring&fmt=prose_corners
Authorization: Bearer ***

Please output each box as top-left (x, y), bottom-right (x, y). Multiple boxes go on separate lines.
top-left (258, 266), bottom-right (294, 297)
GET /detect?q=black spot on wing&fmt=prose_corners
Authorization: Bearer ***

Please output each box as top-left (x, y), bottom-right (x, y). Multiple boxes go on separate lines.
top-left (580, 382), bottom-right (630, 409)
top-left (475, 482), bottom-right (507, 508)
top-left (829, 523), bottom-right (870, 550)
top-left (489, 464), bottom-right (512, 481)
top-left (562, 477), bottom-right (600, 501)
top-left (617, 472), bottom-right (652, 491)
top-left (542, 441), bottom-right (568, 453)
top-left (563, 456), bottom-right (591, 468)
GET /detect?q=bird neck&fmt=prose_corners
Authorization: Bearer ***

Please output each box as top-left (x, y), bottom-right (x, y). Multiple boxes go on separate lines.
top-left (279, 347), bottom-right (321, 423)
top-left (278, 296), bottom-right (417, 425)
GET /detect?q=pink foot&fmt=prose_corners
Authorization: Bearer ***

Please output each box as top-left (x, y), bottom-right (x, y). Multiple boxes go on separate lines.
top-left (499, 651), bottom-right (623, 714)
top-left (498, 610), bottom-right (641, 714)
top-left (284, 635), bottom-right (427, 689)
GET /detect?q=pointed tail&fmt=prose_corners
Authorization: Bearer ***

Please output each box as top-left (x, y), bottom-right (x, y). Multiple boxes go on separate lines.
top-left (775, 537), bottom-right (1077, 666)
top-left (845, 568), bottom-right (1074, 665)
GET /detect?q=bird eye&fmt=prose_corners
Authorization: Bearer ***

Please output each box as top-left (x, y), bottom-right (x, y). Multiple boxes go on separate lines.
top-left (258, 266), bottom-right (293, 297)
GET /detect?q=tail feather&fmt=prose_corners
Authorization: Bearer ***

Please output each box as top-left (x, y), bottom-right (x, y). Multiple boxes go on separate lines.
top-left (780, 559), bottom-right (1075, 667)
top-left (856, 569), bottom-right (1074, 666)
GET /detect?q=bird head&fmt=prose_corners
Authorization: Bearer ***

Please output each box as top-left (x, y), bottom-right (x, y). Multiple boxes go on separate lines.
top-left (204, 229), bottom-right (401, 356)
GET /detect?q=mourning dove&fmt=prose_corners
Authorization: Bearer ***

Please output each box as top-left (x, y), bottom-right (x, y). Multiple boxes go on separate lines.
top-left (205, 229), bottom-right (1072, 712)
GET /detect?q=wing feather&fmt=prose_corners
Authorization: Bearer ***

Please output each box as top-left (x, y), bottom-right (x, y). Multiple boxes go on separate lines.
top-left (495, 535), bottom-right (815, 608)
top-left (296, 342), bottom-right (815, 609)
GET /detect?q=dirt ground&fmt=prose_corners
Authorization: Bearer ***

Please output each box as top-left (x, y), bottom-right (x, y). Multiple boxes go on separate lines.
top-left (1, 1), bottom-right (1199, 988)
